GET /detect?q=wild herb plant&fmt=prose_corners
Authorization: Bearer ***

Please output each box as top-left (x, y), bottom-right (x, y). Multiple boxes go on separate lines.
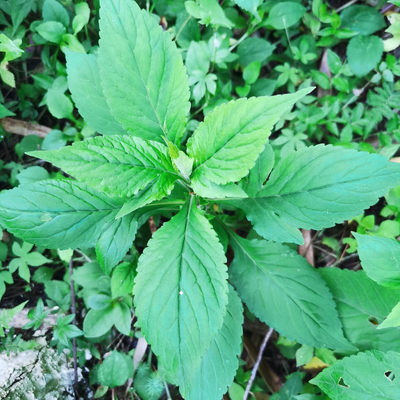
top-left (1, 0), bottom-right (400, 399)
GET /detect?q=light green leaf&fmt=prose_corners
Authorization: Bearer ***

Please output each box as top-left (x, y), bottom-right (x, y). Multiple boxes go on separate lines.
top-left (355, 234), bottom-right (400, 288)
top-left (192, 178), bottom-right (248, 199)
top-left (187, 89), bottom-right (312, 186)
top-left (72, 2), bottom-right (90, 34)
top-left (180, 286), bottom-right (243, 400)
top-left (230, 145), bottom-right (400, 244)
top-left (347, 35), bottom-right (383, 77)
top-left (46, 88), bottom-right (73, 119)
top-left (66, 52), bottom-right (127, 136)
top-left (134, 198), bottom-right (228, 383)
top-left (0, 180), bottom-right (122, 249)
top-left (185, 0), bottom-right (233, 28)
top-left (96, 213), bottom-right (138, 274)
top-left (311, 350), bottom-right (400, 400)
top-left (266, 2), bottom-right (306, 30)
top-left (29, 135), bottom-right (178, 198)
top-left (320, 268), bottom-right (400, 352)
top-left (234, 0), bottom-right (262, 19)
top-left (229, 234), bottom-right (354, 351)
top-left (0, 301), bottom-right (28, 337)
top-left (98, 0), bottom-right (190, 143)
top-left (36, 21), bottom-right (66, 43)
top-left (379, 301), bottom-right (400, 329)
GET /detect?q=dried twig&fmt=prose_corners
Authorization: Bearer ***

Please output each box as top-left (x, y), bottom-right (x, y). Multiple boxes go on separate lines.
top-left (1, 117), bottom-right (51, 138)
top-left (243, 328), bottom-right (275, 400)
top-left (298, 230), bottom-right (315, 266)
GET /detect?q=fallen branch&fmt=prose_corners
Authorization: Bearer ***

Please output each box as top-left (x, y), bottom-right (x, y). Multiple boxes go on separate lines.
top-left (1, 117), bottom-right (51, 138)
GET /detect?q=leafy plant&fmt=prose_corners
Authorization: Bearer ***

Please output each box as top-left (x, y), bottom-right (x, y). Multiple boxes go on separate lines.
top-left (1, 0), bottom-right (400, 399)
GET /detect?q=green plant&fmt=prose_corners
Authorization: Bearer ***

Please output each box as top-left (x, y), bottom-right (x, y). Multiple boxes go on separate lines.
top-left (1, 0), bottom-right (400, 399)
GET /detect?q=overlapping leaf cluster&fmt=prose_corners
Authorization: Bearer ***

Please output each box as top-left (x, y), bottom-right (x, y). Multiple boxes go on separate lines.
top-left (1, 1), bottom-right (400, 399)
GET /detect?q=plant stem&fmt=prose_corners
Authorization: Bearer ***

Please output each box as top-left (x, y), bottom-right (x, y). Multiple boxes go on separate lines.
top-left (243, 327), bottom-right (274, 400)
top-left (68, 258), bottom-right (79, 388)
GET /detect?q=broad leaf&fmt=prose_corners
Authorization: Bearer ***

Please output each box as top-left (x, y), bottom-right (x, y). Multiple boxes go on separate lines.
top-left (29, 135), bottom-right (179, 198)
top-left (266, 2), bottom-right (306, 30)
top-left (347, 35), bottom-right (383, 77)
top-left (340, 5), bottom-right (385, 35)
top-left (96, 213), bottom-right (138, 274)
top-left (134, 198), bottom-right (228, 383)
top-left (311, 350), bottom-right (400, 400)
top-left (180, 285), bottom-right (243, 400)
top-left (355, 234), bottom-right (400, 288)
top-left (66, 52), bottom-right (126, 136)
top-left (0, 180), bottom-right (122, 249)
top-left (320, 268), bottom-right (400, 352)
top-left (98, 0), bottom-right (190, 143)
top-left (187, 89), bottom-right (311, 186)
top-left (229, 234), bottom-right (354, 351)
top-left (240, 142), bottom-right (274, 196)
top-left (230, 145), bottom-right (400, 244)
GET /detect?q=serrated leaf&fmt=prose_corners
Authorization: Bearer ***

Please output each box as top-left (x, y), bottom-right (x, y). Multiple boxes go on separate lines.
top-left (187, 89), bottom-right (312, 186)
top-left (320, 268), bottom-right (400, 352)
top-left (240, 142), bottom-right (274, 196)
top-left (355, 234), bottom-right (400, 288)
top-left (191, 178), bottom-right (248, 199)
top-left (347, 35), bottom-right (383, 77)
top-left (66, 52), bottom-right (126, 136)
top-left (0, 180), bottom-right (122, 249)
top-left (96, 213), bottom-right (138, 274)
top-left (29, 135), bottom-right (178, 198)
top-left (233, 0), bottom-right (262, 19)
top-left (229, 234), bottom-right (354, 351)
top-left (98, 0), bottom-right (190, 143)
top-left (134, 198), bottom-right (228, 383)
top-left (180, 285), bottom-right (243, 400)
top-left (229, 145), bottom-right (400, 244)
top-left (311, 350), bottom-right (400, 400)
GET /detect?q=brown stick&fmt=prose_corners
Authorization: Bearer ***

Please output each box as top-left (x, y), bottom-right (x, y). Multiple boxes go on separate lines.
top-left (1, 117), bottom-right (51, 138)
top-left (243, 334), bottom-right (281, 393)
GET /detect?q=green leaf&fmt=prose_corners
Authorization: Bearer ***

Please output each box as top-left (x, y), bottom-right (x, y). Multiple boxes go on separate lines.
top-left (192, 178), bottom-right (248, 199)
top-left (187, 89), bottom-right (312, 186)
top-left (0, 301), bottom-right (27, 337)
top-left (229, 234), bottom-right (354, 351)
top-left (233, 0), bottom-right (262, 19)
top-left (17, 166), bottom-right (50, 185)
top-left (46, 88), bottom-right (73, 119)
top-left (230, 145), bottom-right (400, 244)
top-left (72, 2), bottom-right (90, 34)
top-left (29, 135), bottom-right (178, 198)
top-left (180, 285), bottom-right (243, 400)
top-left (347, 35), bottom-right (383, 77)
top-left (355, 234), bottom-right (400, 288)
top-left (266, 2), bottom-right (306, 30)
top-left (96, 213), bottom-right (138, 274)
top-left (111, 262), bottom-right (135, 298)
top-left (36, 21), bottom-right (66, 43)
top-left (185, 0), bottom-right (233, 28)
top-left (66, 52), bottom-right (126, 136)
top-left (134, 198), bottom-right (228, 383)
top-left (311, 350), bottom-right (400, 399)
top-left (237, 37), bottom-right (274, 67)
top-left (320, 268), bottom-right (400, 352)
top-left (98, 0), bottom-right (190, 143)
top-left (379, 301), bottom-right (400, 329)
top-left (43, 0), bottom-right (70, 27)
top-left (98, 351), bottom-right (133, 388)
top-left (241, 142), bottom-right (274, 196)
top-left (340, 5), bottom-right (385, 35)
top-left (0, 180), bottom-right (122, 249)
